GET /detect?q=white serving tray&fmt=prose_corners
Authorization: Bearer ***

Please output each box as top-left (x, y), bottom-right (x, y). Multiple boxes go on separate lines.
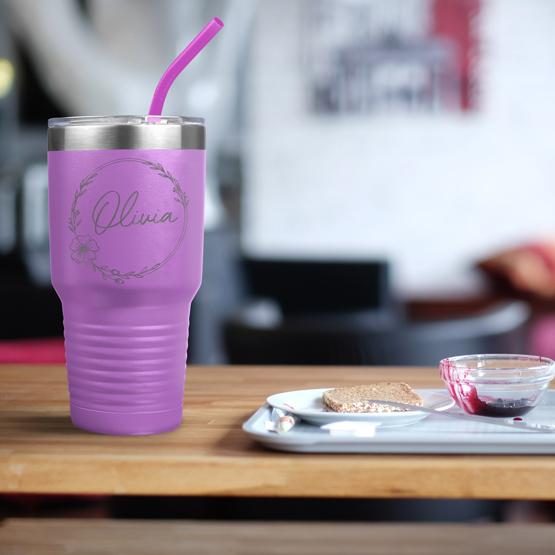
top-left (243, 389), bottom-right (555, 454)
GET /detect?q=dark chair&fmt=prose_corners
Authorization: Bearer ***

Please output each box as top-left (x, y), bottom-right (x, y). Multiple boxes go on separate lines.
top-left (242, 258), bottom-right (398, 316)
top-left (224, 300), bottom-right (531, 365)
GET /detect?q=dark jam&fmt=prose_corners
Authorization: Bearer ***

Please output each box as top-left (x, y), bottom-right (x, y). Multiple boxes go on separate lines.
top-left (462, 387), bottom-right (534, 417)
top-left (472, 398), bottom-right (534, 417)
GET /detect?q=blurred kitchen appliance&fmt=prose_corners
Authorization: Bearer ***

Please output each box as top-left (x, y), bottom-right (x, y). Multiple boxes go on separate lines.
top-left (0, 0), bottom-right (18, 260)
top-left (20, 163), bottom-right (49, 284)
top-left (0, 0), bottom-right (17, 166)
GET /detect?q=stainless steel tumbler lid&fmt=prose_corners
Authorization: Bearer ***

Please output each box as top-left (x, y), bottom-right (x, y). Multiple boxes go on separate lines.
top-left (48, 115), bottom-right (205, 151)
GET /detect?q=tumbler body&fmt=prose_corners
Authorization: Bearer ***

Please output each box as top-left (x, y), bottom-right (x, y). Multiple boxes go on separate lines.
top-left (48, 116), bottom-right (205, 434)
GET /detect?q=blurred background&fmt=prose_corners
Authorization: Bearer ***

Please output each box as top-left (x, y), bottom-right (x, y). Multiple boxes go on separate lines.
top-left (2, 0), bottom-right (555, 525)
top-left (2, 0), bottom-right (555, 367)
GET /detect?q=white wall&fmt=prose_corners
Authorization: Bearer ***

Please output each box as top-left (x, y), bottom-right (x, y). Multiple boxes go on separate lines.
top-left (243, 0), bottom-right (555, 296)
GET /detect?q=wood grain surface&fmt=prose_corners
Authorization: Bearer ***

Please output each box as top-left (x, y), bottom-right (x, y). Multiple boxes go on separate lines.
top-left (1, 519), bottom-right (555, 555)
top-left (1, 364), bottom-right (555, 499)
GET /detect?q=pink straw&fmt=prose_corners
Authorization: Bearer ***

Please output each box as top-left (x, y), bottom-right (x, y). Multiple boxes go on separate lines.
top-left (148, 17), bottom-right (224, 116)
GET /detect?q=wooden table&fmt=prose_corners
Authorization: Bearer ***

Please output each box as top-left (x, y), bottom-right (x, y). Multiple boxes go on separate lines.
top-left (2, 519), bottom-right (555, 555)
top-left (1, 364), bottom-right (555, 499)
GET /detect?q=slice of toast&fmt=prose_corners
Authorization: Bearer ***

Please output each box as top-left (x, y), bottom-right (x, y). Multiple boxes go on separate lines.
top-left (322, 383), bottom-right (422, 413)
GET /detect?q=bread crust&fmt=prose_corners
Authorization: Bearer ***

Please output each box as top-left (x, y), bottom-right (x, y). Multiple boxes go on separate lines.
top-left (322, 383), bottom-right (423, 413)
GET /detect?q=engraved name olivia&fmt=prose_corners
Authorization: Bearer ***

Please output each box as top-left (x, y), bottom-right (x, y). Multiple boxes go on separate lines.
top-left (91, 190), bottom-right (178, 235)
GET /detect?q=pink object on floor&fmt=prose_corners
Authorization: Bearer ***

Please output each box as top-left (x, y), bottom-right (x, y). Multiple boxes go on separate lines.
top-left (0, 338), bottom-right (65, 364)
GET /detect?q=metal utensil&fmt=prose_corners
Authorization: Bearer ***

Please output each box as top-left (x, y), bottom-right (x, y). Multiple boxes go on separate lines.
top-left (369, 399), bottom-right (555, 433)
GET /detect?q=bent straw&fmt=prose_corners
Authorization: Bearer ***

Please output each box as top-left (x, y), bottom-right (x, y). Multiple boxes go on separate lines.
top-left (148, 17), bottom-right (224, 116)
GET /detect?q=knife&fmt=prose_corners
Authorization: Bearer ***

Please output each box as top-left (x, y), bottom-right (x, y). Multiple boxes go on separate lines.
top-left (368, 399), bottom-right (555, 433)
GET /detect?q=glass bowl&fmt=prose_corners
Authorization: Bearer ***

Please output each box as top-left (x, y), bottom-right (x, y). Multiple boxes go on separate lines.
top-left (439, 354), bottom-right (555, 417)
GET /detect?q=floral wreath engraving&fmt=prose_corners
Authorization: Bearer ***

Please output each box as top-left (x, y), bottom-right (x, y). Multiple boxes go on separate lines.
top-left (68, 158), bottom-right (188, 285)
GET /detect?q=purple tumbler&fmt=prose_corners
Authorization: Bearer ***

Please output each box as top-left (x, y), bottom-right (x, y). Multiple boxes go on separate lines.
top-left (48, 116), bottom-right (205, 435)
